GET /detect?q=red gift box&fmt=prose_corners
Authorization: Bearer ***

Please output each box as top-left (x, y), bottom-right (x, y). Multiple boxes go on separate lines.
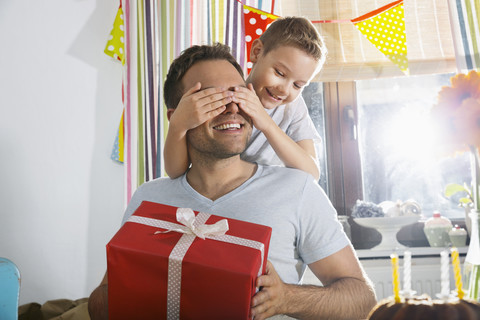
top-left (107, 201), bottom-right (272, 319)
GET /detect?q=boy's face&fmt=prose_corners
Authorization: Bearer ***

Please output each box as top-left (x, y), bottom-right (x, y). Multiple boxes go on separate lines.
top-left (247, 42), bottom-right (319, 109)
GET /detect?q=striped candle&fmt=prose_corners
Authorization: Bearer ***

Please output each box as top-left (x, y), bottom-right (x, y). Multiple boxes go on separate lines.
top-left (391, 253), bottom-right (401, 303)
top-left (451, 247), bottom-right (465, 299)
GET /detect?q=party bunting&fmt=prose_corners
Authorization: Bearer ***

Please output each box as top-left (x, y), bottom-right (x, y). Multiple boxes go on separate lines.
top-left (243, 5), bottom-right (279, 73)
top-left (105, 4), bottom-right (126, 64)
top-left (111, 0), bottom-right (416, 205)
top-left (352, 0), bottom-right (408, 74)
top-left (243, 0), bottom-right (408, 73)
top-left (111, 110), bottom-right (125, 163)
top-left (106, 3), bottom-right (126, 163)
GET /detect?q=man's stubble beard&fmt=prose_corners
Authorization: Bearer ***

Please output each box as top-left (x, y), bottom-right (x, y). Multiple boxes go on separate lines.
top-left (186, 129), bottom-right (251, 163)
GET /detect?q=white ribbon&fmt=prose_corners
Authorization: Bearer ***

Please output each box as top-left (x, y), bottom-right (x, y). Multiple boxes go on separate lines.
top-left (126, 208), bottom-right (265, 320)
top-left (154, 207), bottom-right (229, 240)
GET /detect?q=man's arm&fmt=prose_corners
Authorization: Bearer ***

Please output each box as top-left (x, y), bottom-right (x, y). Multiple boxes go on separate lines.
top-left (88, 272), bottom-right (109, 320)
top-left (250, 245), bottom-right (377, 320)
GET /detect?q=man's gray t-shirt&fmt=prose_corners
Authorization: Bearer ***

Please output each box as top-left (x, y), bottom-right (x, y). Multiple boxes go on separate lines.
top-left (122, 165), bottom-right (349, 284)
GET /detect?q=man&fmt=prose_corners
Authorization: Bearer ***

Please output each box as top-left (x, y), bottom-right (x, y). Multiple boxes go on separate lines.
top-left (89, 43), bottom-right (376, 320)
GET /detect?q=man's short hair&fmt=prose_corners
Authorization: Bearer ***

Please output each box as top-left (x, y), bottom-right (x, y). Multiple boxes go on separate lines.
top-left (259, 16), bottom-right (327, 69)
top-left (163, 43), bottom-right (244, 110)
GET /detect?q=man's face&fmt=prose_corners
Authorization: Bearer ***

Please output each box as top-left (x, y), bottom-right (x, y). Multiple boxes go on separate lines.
top-left (182, 59), bottom-right (252, 159)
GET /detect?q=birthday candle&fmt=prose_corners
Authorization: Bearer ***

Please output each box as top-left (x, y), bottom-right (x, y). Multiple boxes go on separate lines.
top-left (391, 253), bottom-right (401, 303)
top-left (451, 247), bottom-right (465, 299)
top-left (403, 250), bottom-right (412, 294)
top-left (440, 249), bottom-right (450, 297)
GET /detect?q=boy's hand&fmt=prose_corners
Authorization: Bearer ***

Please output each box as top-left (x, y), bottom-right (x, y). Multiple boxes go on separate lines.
top-left (233, 84), bottom-right (275, 132)
top-left (250, 261), bottom-right (288, 320)
top-left (169, 82), bottom-right (234, 132)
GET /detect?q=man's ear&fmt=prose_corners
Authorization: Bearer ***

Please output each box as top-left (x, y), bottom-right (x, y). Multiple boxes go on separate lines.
top-left (167, 109), bottom-right (175, 121)
top-left (250, 39), bottom-right (264, 63)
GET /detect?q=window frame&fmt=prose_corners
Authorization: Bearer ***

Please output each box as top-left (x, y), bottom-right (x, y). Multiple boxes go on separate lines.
top-left (323, 81), bottom-right (467, 249)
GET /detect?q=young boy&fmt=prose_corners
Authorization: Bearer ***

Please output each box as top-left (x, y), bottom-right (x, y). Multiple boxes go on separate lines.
top-left (163, 16), bottom-right (326, 180)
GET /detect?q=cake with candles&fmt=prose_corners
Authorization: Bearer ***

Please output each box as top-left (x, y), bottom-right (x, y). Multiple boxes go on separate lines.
top-left (367, 295), bottom-right (480, 319)
top-left (367, 250), bottom-right (480, 319)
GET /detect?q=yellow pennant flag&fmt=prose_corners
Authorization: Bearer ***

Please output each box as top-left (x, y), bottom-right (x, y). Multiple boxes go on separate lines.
top-left (105, 4), bottom-right (125, 65)
top-left (353, 0), bottom-right (408, 74)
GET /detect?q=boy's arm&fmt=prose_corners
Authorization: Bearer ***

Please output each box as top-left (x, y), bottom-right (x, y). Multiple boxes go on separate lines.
top-left (263, 125), bottom-right (320, 180)
top-left (164, 120), bottom-right (190, 178)
top-left (250, 246), bottom-right (377, 320)
top-left (234, 85), bottom-right (320, 180)
top-left (164, 83), bottom-right (234, 178)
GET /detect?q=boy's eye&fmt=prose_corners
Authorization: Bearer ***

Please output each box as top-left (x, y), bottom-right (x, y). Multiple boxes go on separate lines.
top-left (293, 83), bottom-right (302, 89)
top-left (275, 69), bottom-right (284, 77)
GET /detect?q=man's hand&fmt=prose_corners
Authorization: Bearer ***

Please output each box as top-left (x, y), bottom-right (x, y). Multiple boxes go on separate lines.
top-left (250, 261), bottom-right (288, 320)
top-left (88, 273), bottom-right (108, 320)
top-left (169, 82), bottom-right (234, 132)
top-left (232, 84), bottom-right (275, 132)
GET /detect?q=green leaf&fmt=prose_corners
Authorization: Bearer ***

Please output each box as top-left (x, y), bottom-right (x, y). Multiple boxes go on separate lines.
top-left (445, 183), bottom-right (469, 197)
top-left (459, 197), bottom-right (473, 204)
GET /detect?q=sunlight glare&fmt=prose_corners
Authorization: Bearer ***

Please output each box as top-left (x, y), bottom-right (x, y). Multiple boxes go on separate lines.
top-left (382, 107), bottom-right (436, 164)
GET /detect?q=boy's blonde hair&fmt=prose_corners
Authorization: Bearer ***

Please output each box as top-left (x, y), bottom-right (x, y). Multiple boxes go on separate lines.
top-left (259, 16), bottom-right (327, 70)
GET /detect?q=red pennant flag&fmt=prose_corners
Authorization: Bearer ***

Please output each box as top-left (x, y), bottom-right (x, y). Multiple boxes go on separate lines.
top-left (243, 5), bottom-right (279, 73)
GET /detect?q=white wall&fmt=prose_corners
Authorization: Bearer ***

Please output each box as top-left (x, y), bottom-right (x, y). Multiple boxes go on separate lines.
top-left (0, 0), bottom-right (125, 305)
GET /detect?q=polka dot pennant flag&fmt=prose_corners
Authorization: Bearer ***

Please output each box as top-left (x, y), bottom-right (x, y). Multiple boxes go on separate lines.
top-left (353, 0), bottom-right (408, 74)
top-left (105, 4), bottom-right (125, 65)
top-left (110, 109), bottom-right (124, 163)
top-left (243, 5), bottom-right (279, 73)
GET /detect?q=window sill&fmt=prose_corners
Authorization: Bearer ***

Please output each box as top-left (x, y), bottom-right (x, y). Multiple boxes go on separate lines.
top-left (350, 219), bottom-right (468, 250)
top-left (356, 246), bottom-right (468, 260)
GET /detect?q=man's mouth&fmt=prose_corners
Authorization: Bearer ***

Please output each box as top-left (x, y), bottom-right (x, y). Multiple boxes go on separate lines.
top-left (266, 88), bottom-right (282, 101)
top-left (213, 123), bottom-right (242, 130)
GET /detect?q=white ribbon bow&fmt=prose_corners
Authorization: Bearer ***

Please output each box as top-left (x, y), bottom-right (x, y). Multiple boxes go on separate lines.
top-left (155, 208), bottom-right (229, 240)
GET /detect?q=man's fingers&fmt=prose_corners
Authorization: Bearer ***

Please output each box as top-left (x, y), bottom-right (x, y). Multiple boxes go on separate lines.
top-left (251, 289), bottom-right (275, 320)
top-left (252, 286), bottom-right (271, 307)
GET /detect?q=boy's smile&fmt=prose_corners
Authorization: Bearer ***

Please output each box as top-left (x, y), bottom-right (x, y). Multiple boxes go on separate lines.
top-left (247, 43), bottom-right (319, 109)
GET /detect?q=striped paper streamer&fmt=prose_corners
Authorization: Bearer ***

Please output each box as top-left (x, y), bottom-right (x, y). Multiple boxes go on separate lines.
top-left (448, 0), bottom-right (480, 71)
top-left (122, 0), bottom-right (278, 206)
top-left (118, 0), bottom-right (315, 186)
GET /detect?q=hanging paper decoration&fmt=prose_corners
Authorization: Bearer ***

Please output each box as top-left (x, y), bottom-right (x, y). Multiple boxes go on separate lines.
top-left (105, 4), bottom-right (126, 64)
top-left (115, 0), bottom-right (419, 206)
top-left (111, 110), bottom-right (125, 163)
top-left (105, 3), bottom-right (126, 164)
top-left (243, 5), bottom-right (279, 73)
top-left (447, 0), bottom-right (480, 72)
top-left (352, 0), bottom-right (408, 74)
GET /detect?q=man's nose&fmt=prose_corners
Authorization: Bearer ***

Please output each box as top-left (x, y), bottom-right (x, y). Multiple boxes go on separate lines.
top-left (223, 101), bottom-right (239, 114)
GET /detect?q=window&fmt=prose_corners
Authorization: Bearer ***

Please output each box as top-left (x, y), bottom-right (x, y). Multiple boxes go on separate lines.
top-left (357, 73), bottom-right (470, 220)
top-left (302, 82), bottom-right (328, 192)
top-left (304, 73), bottom-right (473, 249)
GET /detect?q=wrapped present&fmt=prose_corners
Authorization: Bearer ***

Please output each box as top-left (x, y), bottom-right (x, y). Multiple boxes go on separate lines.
top-left (107, 201), bottom-right (272, 319)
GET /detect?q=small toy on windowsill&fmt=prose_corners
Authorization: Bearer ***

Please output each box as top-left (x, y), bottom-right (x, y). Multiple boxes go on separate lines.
top-left (351, 200), bottom-right (385, 218)
top-left (352, 200), bottom-right (422, 250)
top-left (352, 200), bottom-right (422, 218)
